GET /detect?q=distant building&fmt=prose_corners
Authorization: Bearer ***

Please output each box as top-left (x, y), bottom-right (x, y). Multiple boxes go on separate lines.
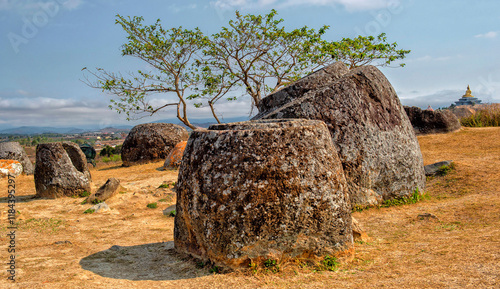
top-left (455, 85), bottom-right (482, 106)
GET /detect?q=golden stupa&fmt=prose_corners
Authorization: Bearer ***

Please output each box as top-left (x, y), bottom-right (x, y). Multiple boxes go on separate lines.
top-left (462, 85), bottom-right (474, 98)
top-left (455, 85), bottom-right (482, 106)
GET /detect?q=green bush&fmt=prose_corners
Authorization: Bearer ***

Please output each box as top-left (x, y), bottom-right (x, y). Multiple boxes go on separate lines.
top-left (381, 188), bottom-right (429, 207)
top-left (102, 154), bottom-right (121, 163)
top-left (147, 202), bottom-right (158, 209)
top-left (436, 163), bottom-right (455, 176)
top-left (320, 255), bottom-right (339, 271)
top-left (79, 191), bottom-right (91, 197)
top-left (460, 105), bottom-right (500, 127)
top-left (263, 259), bottom-right (280, 273)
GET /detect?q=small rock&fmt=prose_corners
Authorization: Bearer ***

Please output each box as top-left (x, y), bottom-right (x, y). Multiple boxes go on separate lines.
top-left (0, 142), bottom-right (34, 175)
top-left (87, 178), bottom-right (120, 203)
top-left (54, 240), bottom-right (72, 245)
top-left (109, 245), bottom-right (121, 251)
top-left (162, 204), bottom-right (176, 216)
top-left (424, 161), bottom-right (453, 176)
top-left (164, 141), bottom-right (187, 169)
top-left (352, 217), bottom-right (371, 242)
top-left (90, 202), bottom-right (109, 213)
top-left (0, 160), bottom-right (23, 177)
top-left (417, 213), bottom-right (438, 221)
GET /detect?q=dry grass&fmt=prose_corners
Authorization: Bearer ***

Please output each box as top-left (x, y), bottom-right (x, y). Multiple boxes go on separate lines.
top-left (460, 103), bottom-right (500, 127)
top-left (1, 127), bottom-right (499, 288)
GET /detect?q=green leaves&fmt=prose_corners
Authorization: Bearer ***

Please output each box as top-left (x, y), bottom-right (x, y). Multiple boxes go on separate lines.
top-left (85, 10), bottom-right (410, 129)
top-left (325, 33), bottom-right (410, 69)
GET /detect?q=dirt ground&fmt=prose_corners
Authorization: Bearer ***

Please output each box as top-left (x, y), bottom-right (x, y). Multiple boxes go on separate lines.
top-left (1, 127), bottom-right (499, 288)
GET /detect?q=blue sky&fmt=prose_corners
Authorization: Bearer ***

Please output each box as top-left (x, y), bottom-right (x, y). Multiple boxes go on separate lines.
top-left (1, 0), bottom-right (499, 129)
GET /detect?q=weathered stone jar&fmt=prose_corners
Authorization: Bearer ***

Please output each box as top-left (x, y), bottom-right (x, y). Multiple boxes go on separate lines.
top-left (174, 119), bottom-right (353, 269)
top-left (254, 63), bottom-right (426, 207)
top-left (121, 123), bottom-right (189, 167)
top-left (35, 142), bottom-right (91, 198)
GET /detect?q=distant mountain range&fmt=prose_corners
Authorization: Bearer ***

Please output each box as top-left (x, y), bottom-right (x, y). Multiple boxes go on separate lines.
top-left (0, 116), bottom-right (251, 135)
top-left (0, 126), bottom-right (91, 135)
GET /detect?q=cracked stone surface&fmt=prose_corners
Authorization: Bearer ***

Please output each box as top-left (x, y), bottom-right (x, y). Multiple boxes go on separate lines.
top-left (253, 63), bottom-right (425, 207)
top-left (121, 123), bottom-right (189, 167)
top-left (175, 119), bottom-right (353, 269)
top-left (35, 142), bottom-right (92, 198)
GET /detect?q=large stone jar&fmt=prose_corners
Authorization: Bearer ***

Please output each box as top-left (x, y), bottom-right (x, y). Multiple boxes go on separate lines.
top-left (121, 123), bottom-right (189, 167)
top-left (174, 119), bottom-right (353, 268)
top-left (35, 142), bottom-right (91, 198)
top-left (254, 63), bottom-right (426, 207)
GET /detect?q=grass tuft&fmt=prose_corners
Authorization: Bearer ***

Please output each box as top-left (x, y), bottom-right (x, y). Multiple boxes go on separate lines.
top-left (436, 162), bottom-right (456, 176)
top-left (147, 202), bottom-right (158, 209)
top-left (381, 188), bottom-right (429, 208)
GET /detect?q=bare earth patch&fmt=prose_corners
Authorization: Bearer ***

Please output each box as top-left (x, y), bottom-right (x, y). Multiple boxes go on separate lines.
top-left (1, 127), bottom-right (499, 288)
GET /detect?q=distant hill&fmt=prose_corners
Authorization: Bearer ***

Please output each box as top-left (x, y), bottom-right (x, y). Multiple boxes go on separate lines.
top-left (0, 126), bottom-right (85, 135)
top-left (0, 126), bottom-right (132, 136)
top-left (154, 116), bottom-right (250, 129)
top-left (0, 116), bottom-right (250, 135)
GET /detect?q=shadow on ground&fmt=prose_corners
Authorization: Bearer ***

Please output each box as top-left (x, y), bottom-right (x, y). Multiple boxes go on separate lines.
top-left (97, 165), bottom-right (123, 171)
top-left (0, 195), bottom-right (38, 203)
top-left (80, 241), bottom-right (211, 281)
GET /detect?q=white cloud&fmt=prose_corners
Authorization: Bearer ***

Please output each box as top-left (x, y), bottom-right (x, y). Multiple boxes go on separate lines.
top-left (0, 93), bottom-right (253, 129)
top-left (168, 3), bottom-right (198, 13)
top-left (399, 89), bottom-right (462, 109)
top-left (474, 31), bottom-right (498, 39)
top-left (409, 55), bottom-right (452, 63)
top-left (210, 0), bottom-right (395, 11)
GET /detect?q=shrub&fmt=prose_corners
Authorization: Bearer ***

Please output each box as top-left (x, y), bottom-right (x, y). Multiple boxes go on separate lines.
top-left (319, 255), bottom-right (339, 271)
top-left (100, 145), bottom-right (114, 157)
top-left (84, 209), bottom-right (95, 214)
top-left (263, 259), bottom-right (280, 273)
top-left (460, 104), bottom-right (500, 127)
top-left (381, 188), bottom-right (429, 207)
top-left (147, 202), bottom-right (158, 209)
top-left (436, 162), bottom-right (455, 176)
top-left (102, 154), bottom-right (121, 163)
top-left (209, 265), bottom-right (221, 274)
top-left (79, 191), bottom-right (91, 198)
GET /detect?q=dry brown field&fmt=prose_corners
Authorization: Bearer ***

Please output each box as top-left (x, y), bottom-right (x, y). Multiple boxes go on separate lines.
top-left (1, 127), bottom-right (499, 288)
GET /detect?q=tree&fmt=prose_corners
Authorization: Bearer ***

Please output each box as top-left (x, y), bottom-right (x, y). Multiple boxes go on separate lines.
top-left (202, 10), bottom-right (330, 111)
top-left (84, 15), bottom-right (209, 130)
top-left (86, 11), bottom-right (410, 126)
top-left (325, 33), bottom-right (410, 69)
